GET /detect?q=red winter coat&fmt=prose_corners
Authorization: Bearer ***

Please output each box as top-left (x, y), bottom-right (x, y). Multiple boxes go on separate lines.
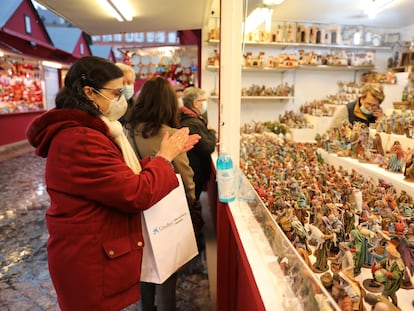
top-left (26, 109), bottom-right (178, 311)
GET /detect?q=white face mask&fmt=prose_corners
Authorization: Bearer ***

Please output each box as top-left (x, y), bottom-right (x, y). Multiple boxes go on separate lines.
top-left (122, 85), bottom-right (134, 101)
top-left (200, 100), bottom-right (208, 114)
top-left (96, 90), bottom-right (128, 121)
top-left (360, 104), bottom-right (373, 115)
top-left (177, 97), bottom-right (184, 107)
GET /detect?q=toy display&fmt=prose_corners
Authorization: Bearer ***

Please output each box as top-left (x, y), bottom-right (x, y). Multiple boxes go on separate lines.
top-left (319, 120), bottom-right (413, 173)
top-left (239, 125), bottom-right (414, 310)
top-left (0, 58), bottom-right (44, 114)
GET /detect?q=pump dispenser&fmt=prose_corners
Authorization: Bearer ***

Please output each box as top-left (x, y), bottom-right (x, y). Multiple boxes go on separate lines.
top-left (216, 147), bottom-right (236, 202)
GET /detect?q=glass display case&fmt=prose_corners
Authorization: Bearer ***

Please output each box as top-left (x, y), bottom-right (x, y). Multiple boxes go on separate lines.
top-left (232, 168), bottom-right (340, 311)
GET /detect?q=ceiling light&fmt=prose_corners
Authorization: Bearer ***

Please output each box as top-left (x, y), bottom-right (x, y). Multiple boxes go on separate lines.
top-left (243, 6), bottom-right (273, 34)
top-left (263, 0), bottom-right (284, 5)
top-left (364, 0), bottom-right (397, 19)
top-left (100, 0), bottom-right (133, 22)
top-left (42, 60), bottom-right (62, 69)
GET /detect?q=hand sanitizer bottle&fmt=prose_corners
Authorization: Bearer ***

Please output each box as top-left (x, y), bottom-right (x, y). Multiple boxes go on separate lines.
top-left (216, 148), bottom-right (236, 203)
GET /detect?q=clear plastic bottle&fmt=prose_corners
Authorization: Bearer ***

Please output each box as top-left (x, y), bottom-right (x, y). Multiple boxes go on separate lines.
top-left (216, 148), bottom-right (236, 203)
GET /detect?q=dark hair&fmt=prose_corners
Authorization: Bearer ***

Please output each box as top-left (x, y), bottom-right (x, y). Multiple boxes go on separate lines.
top-left (125, 76), bottom-right (179, 138)
top-left (55, 56), bottom-right (123, 116)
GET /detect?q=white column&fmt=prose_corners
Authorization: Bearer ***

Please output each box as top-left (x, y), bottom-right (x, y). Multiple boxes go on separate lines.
top-left (219, 0), bottom-right (242, 167)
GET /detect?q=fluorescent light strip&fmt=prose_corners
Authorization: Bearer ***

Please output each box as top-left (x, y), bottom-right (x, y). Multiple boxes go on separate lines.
top-left (364, 0), bottom-right (396, 19)
top-left (101, 0), bottom-right (133, 22)
top-left (263, 0), bottom-right (284, 5)
top-left (106, 0), bottom-right (132, 21)
top-left (243, 7), bottom-right (273, 34)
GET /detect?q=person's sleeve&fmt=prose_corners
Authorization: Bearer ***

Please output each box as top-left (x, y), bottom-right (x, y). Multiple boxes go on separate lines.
top-left (188, 121), bottom-right (217, 155)
top-left (47, 128), bottom-right (178, 214)
top-left (328, 105), bottom-right (348, 131)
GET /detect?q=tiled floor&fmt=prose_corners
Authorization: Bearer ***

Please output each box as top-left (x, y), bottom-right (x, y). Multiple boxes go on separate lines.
top-left (0, 142), bottom-right (215, 311)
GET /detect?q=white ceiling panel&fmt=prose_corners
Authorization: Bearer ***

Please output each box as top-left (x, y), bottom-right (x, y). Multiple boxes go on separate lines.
top-left (35, 0), bottom-right (414, 36)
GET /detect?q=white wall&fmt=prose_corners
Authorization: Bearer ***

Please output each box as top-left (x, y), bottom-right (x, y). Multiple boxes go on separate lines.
top-left (401, 25), bottom-right (414, 42)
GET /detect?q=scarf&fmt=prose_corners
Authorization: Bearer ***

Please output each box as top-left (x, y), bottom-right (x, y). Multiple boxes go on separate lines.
top-left (100, 116), bottom-right (142, 174)
top-left (180, 106), bottom-right (198, 118)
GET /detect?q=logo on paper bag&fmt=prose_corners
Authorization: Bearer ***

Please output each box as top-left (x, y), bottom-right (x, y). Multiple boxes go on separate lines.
top-left (150, 212), bottom-right (187, 235)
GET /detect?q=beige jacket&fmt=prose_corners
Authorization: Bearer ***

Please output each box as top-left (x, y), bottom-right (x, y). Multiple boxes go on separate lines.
top-left (129, 124), bottom-right (196, 207)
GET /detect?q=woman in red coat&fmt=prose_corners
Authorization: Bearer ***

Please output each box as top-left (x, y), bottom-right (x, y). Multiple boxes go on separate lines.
top-left (26, 56), bottom-right (200, 311)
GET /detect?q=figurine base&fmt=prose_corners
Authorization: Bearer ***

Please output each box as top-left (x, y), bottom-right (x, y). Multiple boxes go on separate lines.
top-left (363, 278), bottom-right (384, 293)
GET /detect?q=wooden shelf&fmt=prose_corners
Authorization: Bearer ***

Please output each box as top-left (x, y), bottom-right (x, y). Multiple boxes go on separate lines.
top-left (207, 65), bottom-right (373, 72)
top-left (209, 95), bottom-right (293, 101)
top-left (242, 66), bottom-right (298, 73)
top-left (299, 64), bottom-right (375, 71)
top-left (207, 39), bottom-right (391, 51)
top-left (241, 96), bottom-right (293, 100)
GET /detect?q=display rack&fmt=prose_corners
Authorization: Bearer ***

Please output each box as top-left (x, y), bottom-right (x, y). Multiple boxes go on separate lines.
top-left (205, 38), bottom-right (380, 107)
top-left (213, 163), bottom-right (341, 311)
top-left (208, 39), bottom-right (391, 51)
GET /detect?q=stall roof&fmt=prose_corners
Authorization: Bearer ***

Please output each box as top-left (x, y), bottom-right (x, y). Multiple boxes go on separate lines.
top-left (0, 0), bottom-right (78, 63)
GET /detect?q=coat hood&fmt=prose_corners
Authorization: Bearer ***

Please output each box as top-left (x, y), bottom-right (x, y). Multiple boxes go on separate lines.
top-left (26, 109), bottom-right (108, 158)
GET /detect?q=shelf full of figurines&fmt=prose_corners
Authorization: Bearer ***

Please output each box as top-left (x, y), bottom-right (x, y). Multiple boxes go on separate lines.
top-left (241, 82), bottom-right (294, 99)
top-left (208, 22), bottom-right (394, 51)
top-left (317, 119), bottom-right (414, 179)
top-left (207, 49), bottom-right (375, 71)
top-left (239, 126), bottom-right (414, 310)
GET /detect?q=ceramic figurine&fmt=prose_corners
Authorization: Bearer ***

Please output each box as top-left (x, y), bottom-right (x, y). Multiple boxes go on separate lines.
top-left (404, 148), bottom-right (414, 181)
top-left (349, 228), bottom-right (364, 276)
top-left (386, 141), bottom-right (405, 173)
top-left (333, 242), bottom-right (354, 276)
top-left (312, 217), bottom-right (334, 273)
top-left (370, 243), bottom-right (405, 308)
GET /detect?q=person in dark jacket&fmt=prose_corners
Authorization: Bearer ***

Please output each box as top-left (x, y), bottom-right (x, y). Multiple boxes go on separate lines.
top-left (180, 87), bottom-right (217, 202)
top-left (179, 87), bottom-right (216, 248)
top-left (25, 56), bottom-right (200, 311)
top-left (329, 83), bottom-right (385, 130)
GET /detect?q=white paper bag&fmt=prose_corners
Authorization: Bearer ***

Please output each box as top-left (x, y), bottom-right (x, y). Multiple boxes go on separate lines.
top-left (140, 174), bottom-right (198, 284)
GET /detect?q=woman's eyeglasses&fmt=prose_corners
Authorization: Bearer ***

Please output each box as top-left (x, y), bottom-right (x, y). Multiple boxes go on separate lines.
top-left (95, 87), bottom-right (123, 101)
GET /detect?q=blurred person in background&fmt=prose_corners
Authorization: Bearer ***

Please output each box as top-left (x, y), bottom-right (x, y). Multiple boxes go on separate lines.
top-left (116, 62), bottom-right (136, 124)
top-left (179, 87), bottom-right (217, 249)
top-left (175, 85), bottom-right (185, 107)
